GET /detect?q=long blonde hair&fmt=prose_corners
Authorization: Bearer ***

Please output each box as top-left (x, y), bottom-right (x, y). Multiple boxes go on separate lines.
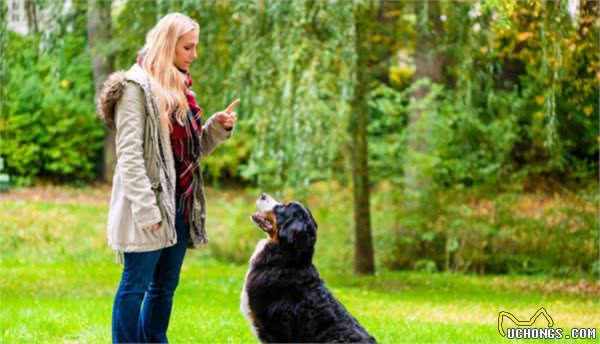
top-left (140, 13), bottom-right (199, 131)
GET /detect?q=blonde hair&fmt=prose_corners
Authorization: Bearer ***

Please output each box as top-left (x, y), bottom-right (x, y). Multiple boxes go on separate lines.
top-left (140, 13), bottom-right (199, 131)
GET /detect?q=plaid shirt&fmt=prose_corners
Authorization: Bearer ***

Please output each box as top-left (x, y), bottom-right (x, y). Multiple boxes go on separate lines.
top-left (170, 69), bottom-right (203, 225)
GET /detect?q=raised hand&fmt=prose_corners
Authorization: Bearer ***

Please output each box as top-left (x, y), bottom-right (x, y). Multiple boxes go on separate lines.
top-left (215, 98), bottom-right (240, 130)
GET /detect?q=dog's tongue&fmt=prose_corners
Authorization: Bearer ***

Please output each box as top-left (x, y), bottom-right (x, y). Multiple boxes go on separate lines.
top-left (252, 212), bottom-right (273, 232)
top-left (251, 212), bottom-right (262, 222)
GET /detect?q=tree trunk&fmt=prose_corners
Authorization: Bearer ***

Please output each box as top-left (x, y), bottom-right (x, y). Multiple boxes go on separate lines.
top-left (24, 0), bottom-right (38, 34)
top-left (350, 3), bottom-right (375, 275)
top-left (404, 0), bottom-right (444, 192)
top-left (87, 0), bottom-right (115, 183)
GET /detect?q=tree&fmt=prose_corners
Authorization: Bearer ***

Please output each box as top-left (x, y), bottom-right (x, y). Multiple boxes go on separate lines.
top-left (24, 0), bottom-right (38, 34)
top-left (404, 0), bottom-right (445, 194)
top-left (351, 1), bottom-right (376, 275)
top-left (180, 0), bottom-right (375, 273)
top-left (87, 0), bottom-right (115, 182)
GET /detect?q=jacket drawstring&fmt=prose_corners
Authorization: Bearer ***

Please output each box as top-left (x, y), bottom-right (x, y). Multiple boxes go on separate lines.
top-left (115, 251), bottom-right (124, 265)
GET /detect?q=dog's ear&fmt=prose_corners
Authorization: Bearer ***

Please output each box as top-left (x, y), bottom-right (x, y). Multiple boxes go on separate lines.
top-left (278, 218), bottom-right (303, 245)
top-left (296, 225), bottom-right (316, 250)
top-left (279, 218), bottom-right (316, 265)
top-left (304, 206), bottom-right (318, 232)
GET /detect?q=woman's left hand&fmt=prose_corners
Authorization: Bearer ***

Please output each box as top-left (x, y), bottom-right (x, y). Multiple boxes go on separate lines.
top-left (215, 98), bottom-right (240, 130)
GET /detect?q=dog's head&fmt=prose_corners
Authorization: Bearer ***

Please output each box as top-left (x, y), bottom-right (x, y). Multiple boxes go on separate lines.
top-left (251, 193), bottom-right (317, 265)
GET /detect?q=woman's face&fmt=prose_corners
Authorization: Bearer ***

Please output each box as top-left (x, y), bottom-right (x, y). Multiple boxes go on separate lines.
top-left (174, 29), bottom-right (199, 71)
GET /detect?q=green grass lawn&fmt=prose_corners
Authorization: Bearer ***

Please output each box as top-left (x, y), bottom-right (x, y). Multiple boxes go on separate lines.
top-left (1, 188), bottom-right (598, 343)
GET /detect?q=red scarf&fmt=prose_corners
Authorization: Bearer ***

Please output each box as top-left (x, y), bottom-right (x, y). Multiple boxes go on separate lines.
top-left (137, 54), bottom-right (203, 225)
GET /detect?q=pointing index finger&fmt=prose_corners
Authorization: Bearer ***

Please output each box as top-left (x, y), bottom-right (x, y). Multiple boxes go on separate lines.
top-left (225, 98), bottom-right (241, 114)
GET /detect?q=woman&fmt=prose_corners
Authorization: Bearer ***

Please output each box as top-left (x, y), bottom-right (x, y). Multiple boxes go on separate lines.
top-left (96, 13), bottom-right (238, 343)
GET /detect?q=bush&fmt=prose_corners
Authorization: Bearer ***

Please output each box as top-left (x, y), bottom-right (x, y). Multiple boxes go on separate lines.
top-left (373, 184), bottom-right (599, 277)
top-left (1, 30), bottom-right (103, 184)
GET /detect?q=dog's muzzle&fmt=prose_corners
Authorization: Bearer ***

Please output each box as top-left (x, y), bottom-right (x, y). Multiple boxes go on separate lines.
top-left (251, 193), bottom-right (280, 232)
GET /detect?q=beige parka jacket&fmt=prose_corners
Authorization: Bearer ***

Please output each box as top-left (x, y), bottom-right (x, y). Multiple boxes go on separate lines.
top-left (97, 63), bottom-right (232, 259)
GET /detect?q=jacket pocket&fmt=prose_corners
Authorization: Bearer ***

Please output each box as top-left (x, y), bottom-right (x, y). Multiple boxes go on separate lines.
top-left (151, 181), bottom-right (176, 245)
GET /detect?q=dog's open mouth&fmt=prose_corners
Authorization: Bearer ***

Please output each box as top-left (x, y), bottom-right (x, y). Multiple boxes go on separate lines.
top-left (251, 212), bottom-right (273, 233)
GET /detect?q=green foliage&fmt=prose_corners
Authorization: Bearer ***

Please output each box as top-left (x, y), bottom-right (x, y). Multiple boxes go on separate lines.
top-left (1, 34), bottom-right (43, 185)
top-left (226, 0), bottom-right (356, 197)
top-left (111, 0), bottom-right (158, 69)
top-left (363, 2), bottom-right (598, 275)
top-left (375, 184), bottom-right (599, 276)
top-left (442, 0), bottom-right (599, 184)
top-left (3, 0), bottom-right (596, 191)
top-left (365, 0), bottom-right (598, 199)
top-left (202, 129), bottom-right (252, 184)
top-left (366, 82), bottom-right (407, 184)
top-left (436, 87), bottom-right (523, 188)
top-left (1, 3), bottom-right (103, 184)
top-left (367, 78), bottom-right (523, 189)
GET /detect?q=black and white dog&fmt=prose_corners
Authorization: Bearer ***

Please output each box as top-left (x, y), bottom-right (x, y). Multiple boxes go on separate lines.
top-left (240, 193), bottom-right (376, 343)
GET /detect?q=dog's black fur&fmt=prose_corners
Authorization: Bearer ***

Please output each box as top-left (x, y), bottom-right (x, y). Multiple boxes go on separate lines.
top-left (244, 202), bottom-right (376, 343)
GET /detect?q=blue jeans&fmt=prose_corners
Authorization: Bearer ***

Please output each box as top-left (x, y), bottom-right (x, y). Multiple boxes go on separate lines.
top-left (112, 208), bottom-right (188, 344)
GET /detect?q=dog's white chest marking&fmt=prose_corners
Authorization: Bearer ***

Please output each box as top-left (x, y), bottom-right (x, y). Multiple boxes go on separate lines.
top-left (240, 239), bottom-right (268, 338)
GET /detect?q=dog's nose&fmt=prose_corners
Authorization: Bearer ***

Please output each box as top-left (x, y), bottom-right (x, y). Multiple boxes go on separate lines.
top-left (260, 193), bottom-right (267, 200)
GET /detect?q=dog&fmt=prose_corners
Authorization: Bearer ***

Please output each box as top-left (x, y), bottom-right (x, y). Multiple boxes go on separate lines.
top-left (240, 193), bottom-right (376, 343)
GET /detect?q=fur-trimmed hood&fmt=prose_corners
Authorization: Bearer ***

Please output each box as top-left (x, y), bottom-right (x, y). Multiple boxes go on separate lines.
top-left (96, 63), bottom-right (151, 129)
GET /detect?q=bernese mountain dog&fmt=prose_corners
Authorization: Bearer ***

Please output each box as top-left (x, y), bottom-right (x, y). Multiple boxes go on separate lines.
top-left (240, 193), bottom-right (376, 343)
